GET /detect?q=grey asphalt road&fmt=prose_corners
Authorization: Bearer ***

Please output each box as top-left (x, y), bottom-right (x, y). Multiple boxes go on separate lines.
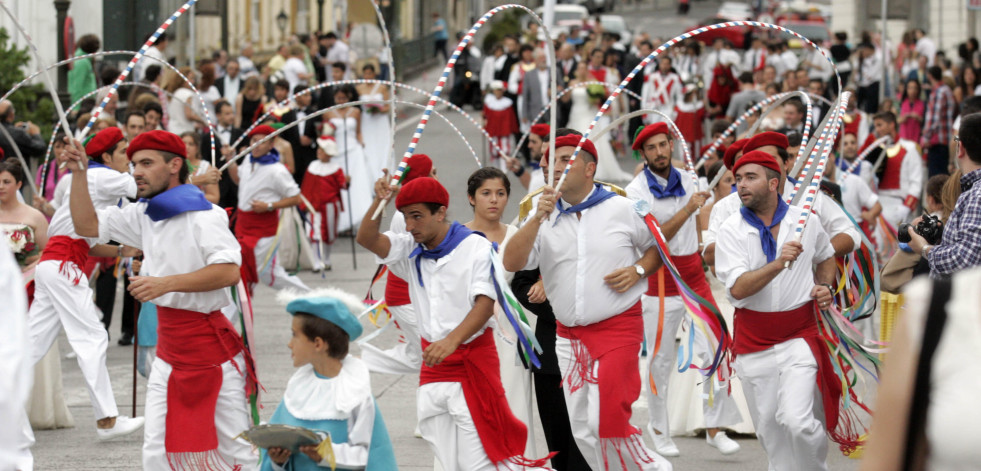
top-left (30, 2), bottom-right (862, 469)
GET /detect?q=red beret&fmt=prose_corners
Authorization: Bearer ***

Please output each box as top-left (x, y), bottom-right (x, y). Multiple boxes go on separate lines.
top-left (85, 127), bottom-right (125, 159)
top-left (0, 146), bottom-right (4, 159)
top-left (744, 131), bottom-right (789, 154)
top-left (631, 122), bottom-right (671, 150)
top-left (732, 150), bottom-right (782, 176)
top-left (248, 124), bottom-right (277, 138)
top-left (530, 123), bottom-right (550, 137)
top-left (723, 138), bottom-right (748, 170)
top-left (402, 154), bottom-right (433, 183)
top-left (543, 134), bottom-right (599, 168)
top-left (396, 177), bottom-right (449, 210)
top-left (126, 130), bottom-right (187, 160)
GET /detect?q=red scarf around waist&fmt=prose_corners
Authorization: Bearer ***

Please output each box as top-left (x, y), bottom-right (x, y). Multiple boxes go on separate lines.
top-left (420, 330), bottom-right (552, 467)
top-left (384, 272), bottom-right (411, 307)
top-left (156, 306), bottom-right (256, 467)
top-left (40, 235), bottom-right (90, 285)
top-left (234, 210), bottom-right (279, 291)
top-left (733, 302), bottom-right (844, 445)
top-left (646, 252), bottom-right (715, 302)
top-left (556, 302), bottom-right (644, 438)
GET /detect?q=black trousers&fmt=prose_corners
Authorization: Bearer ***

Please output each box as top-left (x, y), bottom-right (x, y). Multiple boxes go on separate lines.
top-left (96, 267), bottom-right (136, 337)
top-left (533, 372), bottom-right (591, 470)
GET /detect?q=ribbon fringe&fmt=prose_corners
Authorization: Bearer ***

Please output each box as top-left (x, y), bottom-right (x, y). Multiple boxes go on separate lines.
top-left (166, 450), bottom-right (242, 471)
top-left (601, 434), bottom-right (658, 469)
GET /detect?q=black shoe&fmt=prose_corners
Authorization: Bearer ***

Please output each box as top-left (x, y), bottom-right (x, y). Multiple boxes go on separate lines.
top-left (117, 334), bottom-right (133, 346)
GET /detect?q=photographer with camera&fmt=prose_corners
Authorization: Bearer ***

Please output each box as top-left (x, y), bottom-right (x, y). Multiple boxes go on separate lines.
top-left (908, 113), bottom-right (981, 279)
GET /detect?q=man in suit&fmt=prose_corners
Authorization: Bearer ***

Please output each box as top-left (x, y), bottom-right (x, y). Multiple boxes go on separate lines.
top-left (215, 59), bottom-right (243, 108)
top-left (626, 40), bottom-right (655, 140)
top-left (556, 43), bottom-right (578, 128)
top-left (204, 99), bottom-right (244, 210)
top-left (520, 49), bottom-right (550, 132)
top-left (291, 84), bottom-right (320, 185)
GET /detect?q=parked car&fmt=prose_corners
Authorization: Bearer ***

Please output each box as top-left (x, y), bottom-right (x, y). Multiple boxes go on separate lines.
top-left (685, 16), bottom-right (751, 49)
top-left (779, 20), bottom-right (830, 49)
top-left (529, 4), bottom-right (589, 39)
top-left (560, 0), bottom-right (615, 14)
top-left (598, 15), bottom-right (632, 48)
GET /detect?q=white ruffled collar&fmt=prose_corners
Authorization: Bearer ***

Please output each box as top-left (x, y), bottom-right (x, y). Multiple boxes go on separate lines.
top-left (306, 160), bottom-right (342, 177)
top-left (282, 356), bottom-right (371, 420)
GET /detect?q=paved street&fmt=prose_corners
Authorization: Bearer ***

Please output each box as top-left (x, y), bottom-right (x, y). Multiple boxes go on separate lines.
top-left (31, 1), bottom-right (862, 470)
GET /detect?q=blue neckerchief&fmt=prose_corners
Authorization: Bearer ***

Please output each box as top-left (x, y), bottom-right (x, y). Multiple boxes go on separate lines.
top-left (141, 184), bottom-right (213, 222)
top-left (644, 166), bottom-right (686, 199)
top-left (838, 158), bottom-right (861, 176)
top-left (87, 160), bottom-right (110, 170)
top-left (250, 147), bottom-right (281, 165)
top-left (554, 183), bottom-right (616, 226)
top-left (786, 175), bottom-right (798, 185)
top-left (730, 183), bottom-right (737, 194)
top-left (408, 221), bottom-right (474, 287)
top-left (739, 197), bottom-right (789, 263)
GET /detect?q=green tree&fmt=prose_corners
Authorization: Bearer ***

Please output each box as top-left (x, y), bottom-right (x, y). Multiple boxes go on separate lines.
top-left (0, 27), bottom-right (57, 149)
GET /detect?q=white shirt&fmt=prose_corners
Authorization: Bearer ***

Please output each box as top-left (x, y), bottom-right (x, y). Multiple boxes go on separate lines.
top-left (378, 229), bottom-right (496, 343)
top-left (95, 200), bottom-right (241, 313)
top-left (282, 57), bottom-right (309, 93)
top-left (48, 166), bottom-right (137, 247)
top-left (238, 56), bottom-right (258, 78)
top-left (521, 187), bottom-right (655, 326)
top-left (837, 173), bottom-right (878, 222)
top-left (221, 75), bottom-right (241, 104)
top-left (166, 88), bottom-right (198, 135)
top-left (625, 168), bottom-right (699, 256)
top-left (134, 45), bottom-right (167, 83)
top-left (840, 157), bottom-right (875, 186)
top-left (715, 204), bottom-right (835, 311)
top-left (858, 52), bottom-right (882, 86)
top-left (916, 36), bottom-right (937, 66)
top-left (236, 160), bottom-right (300, 212)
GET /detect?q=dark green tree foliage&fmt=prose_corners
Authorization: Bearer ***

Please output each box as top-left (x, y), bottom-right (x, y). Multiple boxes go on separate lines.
top-left (0, 27), bottom-right (56, 141)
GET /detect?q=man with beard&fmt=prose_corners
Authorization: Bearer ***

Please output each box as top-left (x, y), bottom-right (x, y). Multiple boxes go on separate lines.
top-left (715, 150), bottom-right (838, 470)
top-left (625, 123), bottom-right (743, 458)
top-left (64, 130), bottom-right (256, 469)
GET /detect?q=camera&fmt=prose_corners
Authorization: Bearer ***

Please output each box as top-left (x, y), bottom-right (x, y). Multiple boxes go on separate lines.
top-left (898, 214), bottom-right (944, 245)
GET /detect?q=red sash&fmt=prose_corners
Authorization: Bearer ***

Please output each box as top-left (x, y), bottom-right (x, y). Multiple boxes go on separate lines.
top-left (156, 306), bottom-right (255, 468)
top-left (39, 235), bottom-right (90, 285)
top-left (733, 303), bottom-right (843, 444)
top-left (234, 210), bottom-right (279, 291)
top-left (645, 252), bottom-right (715, 303)
top-left (419, 330), bottom-right (552, 467)
top-left (384, 272), bottom-right (411, 307)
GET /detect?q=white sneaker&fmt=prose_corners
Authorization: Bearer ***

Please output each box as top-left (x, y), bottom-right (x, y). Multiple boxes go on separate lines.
top-left (96, 416), bottom-right (145, 441)
top-left (706, 430), bottom-right (740, 455)
top-left (647, 424), bottom-right (680, 457)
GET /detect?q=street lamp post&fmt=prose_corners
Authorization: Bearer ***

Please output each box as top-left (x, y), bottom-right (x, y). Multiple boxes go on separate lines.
top-left (317, 0), bottom-right (324, 33)
top-left (277, 9), bottom-right (289, 43)
top-left (54, 0), bottom-right (71, 109)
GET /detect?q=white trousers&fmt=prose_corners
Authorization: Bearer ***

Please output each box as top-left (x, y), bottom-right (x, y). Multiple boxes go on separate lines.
top-left (255, 236), bottom-right (310, 292)
top-left (735, 339), bottom-right (827, 471)
top-left (555, 337), bottom-right (671, 471)
top-left (417, 382), bottom-right (546, 471)
top-left (360, 304), bottom-right (422, 374)
top-left (28, 260), bottom-right (118, 420)
top-left (642, 294), bottom-right (742, 435)
top-left (879, 194), bottom-right (911, 230)
top-left (142, 354), bottom-right (257, 470)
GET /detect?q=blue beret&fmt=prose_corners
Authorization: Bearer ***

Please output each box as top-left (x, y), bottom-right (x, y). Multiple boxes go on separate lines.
top-left (286, 297), bottom-right (363, 341)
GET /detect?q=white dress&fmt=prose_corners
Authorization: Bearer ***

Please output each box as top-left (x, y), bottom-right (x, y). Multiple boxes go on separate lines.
top-left (360, 84), bottom-right (392, 180)
top-left (329, 112), bottom-right (373, 233)
top-left (566, 87), bottom-right (633, 183)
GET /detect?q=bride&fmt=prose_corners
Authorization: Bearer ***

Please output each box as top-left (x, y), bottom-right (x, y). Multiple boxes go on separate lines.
top-left (0, 160), bottom-right (74, 431)
top-left (562, 62), bottom-right (633, 183)
top-left (324, 85), bottom-right (373, 233)
top-left (357, 64), bottom-right (392, 180)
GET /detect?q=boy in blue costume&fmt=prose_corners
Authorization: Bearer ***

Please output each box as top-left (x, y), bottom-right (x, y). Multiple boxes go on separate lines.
top-left (262, 288), bottom-right (398, 470)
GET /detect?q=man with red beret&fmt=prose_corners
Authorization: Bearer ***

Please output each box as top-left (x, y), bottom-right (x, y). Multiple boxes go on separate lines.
top-left (358, 176), bottom-right (552, 469)
top-left (703, 132), bottom-right (861, 271)
top-left (505, 123), bottom-right (549, 193)
top-left (64, 129), bottom-right (258, 469)
top-left (360, 153), bottom-right (434, 378)
top-left (25, 127), bottom-right (144, 446)
top-left (714, 150), bottom-right (839, 470)
top-left (503, 129), bottom-right (671, 470)
top-left (233, 124), bottom-right (309, 294)
top-left (625, 123), bottom-right (742, 457)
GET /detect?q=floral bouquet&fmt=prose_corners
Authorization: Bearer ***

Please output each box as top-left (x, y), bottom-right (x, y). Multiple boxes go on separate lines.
top-left (6, 227), bottom-right (38, 266)
top-left (364, 103), bottom-right (384, 115)
top-left (586, 83), bottom-right (607, 106)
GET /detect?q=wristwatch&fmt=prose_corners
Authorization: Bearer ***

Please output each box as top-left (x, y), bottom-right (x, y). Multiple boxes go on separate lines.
top-left (921, 244), bottom-right (934, 258)
top-left (633, 264), bottom-right (646, 277)
top-left (819, 282), bottom-right (834, 293)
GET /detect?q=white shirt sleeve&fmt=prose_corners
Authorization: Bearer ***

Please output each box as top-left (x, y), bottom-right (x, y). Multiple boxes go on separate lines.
top-left (808, 220), bottom-right (835, 265)
top-left (816, 193), bottom-right (861, 252)
top-left (276, 166), bottom-right (301, 198)
top-left (96, 169), bottom-right (138, 200)
top-left (96, 204), bottom-right (145, 248)
top-left (703, 197), bottom-right (729, 249)
top-left (196, 208), bottom-right (242, 266)
top-left (854, 178), bottom-right (879, 209)
top-left (903, 145), bottom-right (924, 200)
top-left (520, 228), bottom-right (542, 271)
top-left (376, 231), bottom-right (415, 280)
top-left (714, 218), bottom-right (749, 292)
top-left (468, 239), bottom-right (497, 304)
top-left (628, 207), bottom-right (656, 253)
top-left (324, 395), bottom-right (374, 469)
top-left (51, 175), bottom-right (72, 209)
